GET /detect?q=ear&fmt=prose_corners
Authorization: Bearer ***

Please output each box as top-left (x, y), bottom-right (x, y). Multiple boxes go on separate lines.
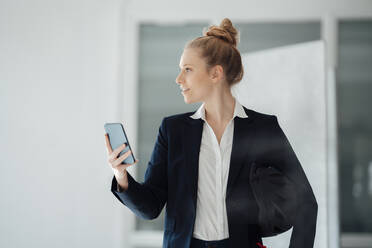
top-left (210, 65), bottom-right (224, 81)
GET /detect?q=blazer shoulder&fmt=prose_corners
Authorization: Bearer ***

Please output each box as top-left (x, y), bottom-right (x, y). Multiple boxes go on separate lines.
top-left (163, 111), bottom-right (194, 124)
top-left (243, 107), bottom-right (277, 122)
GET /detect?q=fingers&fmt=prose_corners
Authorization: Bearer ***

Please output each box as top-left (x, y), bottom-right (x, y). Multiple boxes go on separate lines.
top-left (104, 133), bottom-right (139, 170)
top-left (112, 149), bottom-right (132, 167)
top-left (104, 133), bottom-right (126, 158)
top-left (113, 159), bottom-right (139, 171)
top-left (107, 143), bottom-right (137, 166)
top-left (109, 143), bottom-right (127, 162)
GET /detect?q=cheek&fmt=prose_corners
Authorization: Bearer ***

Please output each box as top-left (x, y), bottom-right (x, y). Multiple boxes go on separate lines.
top-left (196, 78), bottom-right (212, 92)
top-left (190, 74), bottom-right (210, 88)
top-left (185, 72), bottom-right (212, 95)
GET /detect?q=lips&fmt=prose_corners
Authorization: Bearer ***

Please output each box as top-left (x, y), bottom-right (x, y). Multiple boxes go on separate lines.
top-left (181, 88), bottom-right (190, 92)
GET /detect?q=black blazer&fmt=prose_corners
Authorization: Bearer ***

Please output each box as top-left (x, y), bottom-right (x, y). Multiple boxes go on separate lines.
top-left (111, 106), bottom-right (318, 248)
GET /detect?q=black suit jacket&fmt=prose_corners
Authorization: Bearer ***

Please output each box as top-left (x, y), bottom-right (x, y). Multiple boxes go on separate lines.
top-left (111, 106), bottom-right (318, 248)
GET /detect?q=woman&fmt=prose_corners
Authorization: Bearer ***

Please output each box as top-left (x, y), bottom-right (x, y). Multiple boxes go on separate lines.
top-left (105, 18), bottom-right (318, 248)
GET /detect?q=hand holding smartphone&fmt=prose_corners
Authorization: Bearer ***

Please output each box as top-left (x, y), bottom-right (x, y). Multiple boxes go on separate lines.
top-left (104, 123), bottom-right (138, 191)
top-left (104, 123), bottom-right (136, 164)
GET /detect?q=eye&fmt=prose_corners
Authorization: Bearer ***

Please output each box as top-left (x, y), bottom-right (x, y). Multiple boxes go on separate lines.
top-left (178, 67), bottom-right (191, 72)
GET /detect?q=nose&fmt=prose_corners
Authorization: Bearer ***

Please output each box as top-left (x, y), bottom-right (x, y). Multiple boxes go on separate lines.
top-left (175, 72), bottom-right (182, 85)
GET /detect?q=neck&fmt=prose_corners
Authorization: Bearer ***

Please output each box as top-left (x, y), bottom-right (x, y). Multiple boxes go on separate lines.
top-left (203, 90), bottom-right (236, 125)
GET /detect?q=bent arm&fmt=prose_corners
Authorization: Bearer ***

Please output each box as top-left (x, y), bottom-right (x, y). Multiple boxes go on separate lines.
top-left (111, 117), bottom-right (168, 220)
top-left (270, 116), bottom-right (318, 248)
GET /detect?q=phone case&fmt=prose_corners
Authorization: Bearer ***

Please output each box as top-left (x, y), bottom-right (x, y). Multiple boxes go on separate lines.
top-left (104, 123), bottom-right (135, 164)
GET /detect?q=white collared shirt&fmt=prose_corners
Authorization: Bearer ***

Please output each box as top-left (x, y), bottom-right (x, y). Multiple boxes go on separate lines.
top-left (190, 97), bottom-right (248, 241)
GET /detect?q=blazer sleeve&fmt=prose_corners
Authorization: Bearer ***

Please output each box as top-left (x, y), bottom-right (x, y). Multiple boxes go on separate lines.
top-left (270, 115), bottom-right (318, 248)
top-left (110, 117), bottom-right (168, 220)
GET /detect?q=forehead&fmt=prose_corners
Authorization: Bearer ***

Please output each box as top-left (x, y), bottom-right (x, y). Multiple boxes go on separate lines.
top-left (179, 48), bottom-right (203, 67)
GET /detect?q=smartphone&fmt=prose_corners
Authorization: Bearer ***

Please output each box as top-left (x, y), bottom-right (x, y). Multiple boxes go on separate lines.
top-left (104, 123), bottom-right (136, 164)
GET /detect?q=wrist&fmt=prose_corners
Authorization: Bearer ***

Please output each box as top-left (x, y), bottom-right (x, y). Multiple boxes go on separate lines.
top-left (116, 170), bottom-right (128, 192)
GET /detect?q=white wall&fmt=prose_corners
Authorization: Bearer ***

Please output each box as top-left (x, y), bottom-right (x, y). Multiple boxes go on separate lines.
top-left (0, 0), bottom-right (132, 247)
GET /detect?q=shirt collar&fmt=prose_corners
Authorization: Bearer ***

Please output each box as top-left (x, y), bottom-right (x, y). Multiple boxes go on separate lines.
top-left (190, 97), bottom-right (248, 120)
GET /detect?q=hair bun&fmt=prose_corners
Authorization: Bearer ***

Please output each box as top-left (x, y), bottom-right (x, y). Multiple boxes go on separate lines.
top-left (203, 18), bottom-right (239, 47)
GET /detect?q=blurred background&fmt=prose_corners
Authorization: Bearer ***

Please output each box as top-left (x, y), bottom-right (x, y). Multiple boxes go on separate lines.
top-left (0, 0), bottom-right (371, 247)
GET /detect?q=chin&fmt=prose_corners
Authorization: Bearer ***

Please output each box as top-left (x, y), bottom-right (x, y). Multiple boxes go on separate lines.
top-left (185, 95), bottom-right (203, 104)
top-left (184, 98), bottom-right (192, 104)
top-left (183, 97), bottom-right (197, 104)
top-left (182, 92), bottom-right (201, 104)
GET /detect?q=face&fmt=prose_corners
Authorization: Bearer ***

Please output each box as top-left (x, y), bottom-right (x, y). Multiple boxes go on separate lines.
top-left (176, 48), bottom-right (222, 104)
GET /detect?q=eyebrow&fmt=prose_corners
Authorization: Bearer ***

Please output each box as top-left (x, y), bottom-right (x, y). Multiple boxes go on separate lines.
top-left (179, 64), bottom-right (193, 68)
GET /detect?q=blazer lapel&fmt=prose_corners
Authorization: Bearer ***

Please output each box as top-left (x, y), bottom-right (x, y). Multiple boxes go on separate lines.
top-left (183, 117), bottom-right (204, 210)
top-left (226, 108), bottom-right (254, 198)
top-left (183, 106), bottom-right (255, 209)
